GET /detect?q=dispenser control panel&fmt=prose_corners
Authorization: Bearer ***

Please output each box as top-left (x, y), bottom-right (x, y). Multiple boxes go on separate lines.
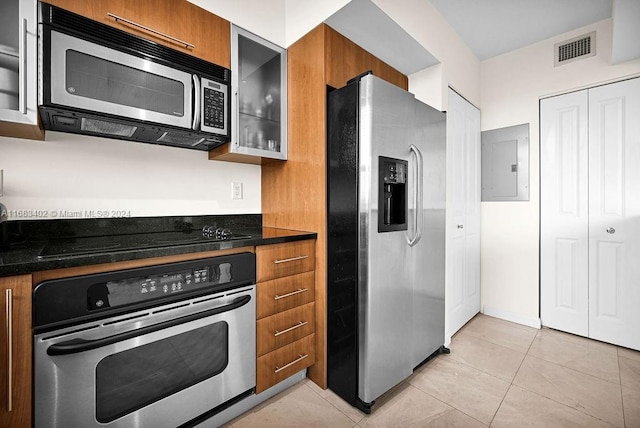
top-left (378, 156), bottom-right (408, 232)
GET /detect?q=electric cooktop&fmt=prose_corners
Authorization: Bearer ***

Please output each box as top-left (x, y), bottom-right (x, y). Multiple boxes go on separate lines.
top-left (37, 227), bottom-right (251, 259)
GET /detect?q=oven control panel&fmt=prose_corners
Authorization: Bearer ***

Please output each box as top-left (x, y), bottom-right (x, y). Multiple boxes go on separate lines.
top-left (87, 264), bottom-right (230, 310)
top-left (32, 253), bottom-right (256, 331)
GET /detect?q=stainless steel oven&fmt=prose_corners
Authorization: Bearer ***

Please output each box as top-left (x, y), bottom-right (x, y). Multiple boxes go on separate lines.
top-left (33, 253), bottom-right (255, 428)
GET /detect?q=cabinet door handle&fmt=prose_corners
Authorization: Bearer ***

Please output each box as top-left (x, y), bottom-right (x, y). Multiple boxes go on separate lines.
top-left (20, 18), bottom-right (27, 115)
top-left (5, 289), bottom-right (13, 412)
top-left (274, 255), bottom-right (308, 265)
top-left (107, 13), bottom-right (195, 49)
top-left (274, 288), bottom-right (308, 300)
top-left (274, 321), bottom-right (308, 337)
top-left (274, 354), bottom-right (308, 373)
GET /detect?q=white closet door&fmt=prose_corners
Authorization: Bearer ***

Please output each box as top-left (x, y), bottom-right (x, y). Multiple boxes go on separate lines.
top-left (446, 88), bottom-right (481, 339)
top-left (588, 78), bottom-right (640, 350)
top-left (540, 91), bottom-right (589, 337)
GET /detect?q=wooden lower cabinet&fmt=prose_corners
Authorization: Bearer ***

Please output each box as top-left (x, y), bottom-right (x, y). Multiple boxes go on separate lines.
top-left (256, 271), bottom-right (315, 319)
top-left (0, 275), bottom-right (32, 428)
top-left (255, 240), bottom-right (316, 393)
top-left (257, 302), bottom-right (315, 356)
top-left (257, 334), bottom-right (316, 393)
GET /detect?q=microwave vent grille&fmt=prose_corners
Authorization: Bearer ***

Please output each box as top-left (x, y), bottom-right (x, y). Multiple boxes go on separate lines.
top-left (81, 118), bottom-right (137, 137)
top-left (45, 5), bottom-right (230, 82)
top-left (157, 131), bottom-right (207, 147)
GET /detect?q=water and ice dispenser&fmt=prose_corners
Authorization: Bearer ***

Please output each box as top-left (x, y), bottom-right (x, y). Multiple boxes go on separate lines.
top-left (378, 156), bottom-right (408, 232)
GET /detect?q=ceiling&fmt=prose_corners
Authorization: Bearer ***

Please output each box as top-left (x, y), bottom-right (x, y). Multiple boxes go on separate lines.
top-left (430, 0), bottom-right (613, 60)
top-left (325, 0), bottom-right (614, 75)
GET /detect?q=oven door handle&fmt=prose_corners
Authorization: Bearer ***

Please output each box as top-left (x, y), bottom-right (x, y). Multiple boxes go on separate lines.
top-left (46, 295), bottom-right (252, 356)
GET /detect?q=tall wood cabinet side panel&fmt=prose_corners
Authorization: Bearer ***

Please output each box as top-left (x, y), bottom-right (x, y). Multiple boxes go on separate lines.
top-left (324, 26), bottom-right (407, 90)
top-left (0, 275), bottom-right (32, 428)
top-left (43, 0), bottom-right (230, 66)
top-left (262, 24), bottom-right (327, 388)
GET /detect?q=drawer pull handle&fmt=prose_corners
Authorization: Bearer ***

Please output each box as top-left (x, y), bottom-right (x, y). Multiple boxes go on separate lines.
top-left (274, 321), bottom-right (308, 337)
top-left (274, 288), bottom-right (308, 300)
top-left (5, 289), bottom-right (13, 412)
top-left (275, 354), bottom-right (308, 374)
top-left (274, 255), bottom-right (308, 264)
top-left (107, 13), bottom-right (195, 49)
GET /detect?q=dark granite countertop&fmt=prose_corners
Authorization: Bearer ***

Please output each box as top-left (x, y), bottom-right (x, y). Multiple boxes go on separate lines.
top-left (0, 215), bottom-right (316, 277)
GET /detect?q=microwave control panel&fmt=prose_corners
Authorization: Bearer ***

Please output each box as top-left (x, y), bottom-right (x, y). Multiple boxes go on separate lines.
top-left (201, 78), bottom-right (228, 135)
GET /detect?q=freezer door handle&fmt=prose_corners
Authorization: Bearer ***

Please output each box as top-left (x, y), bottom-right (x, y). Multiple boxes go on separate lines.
top-left (407, 144), bottom-right (423, 247)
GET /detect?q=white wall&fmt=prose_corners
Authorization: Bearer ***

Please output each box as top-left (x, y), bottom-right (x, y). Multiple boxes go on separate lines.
top-left (480, 18), bottom-right (640, 327)
top-left (374, 0), bottom-right (480, 109)
top-left (0, 132), bottom-right (260, 220)
top-left (285, 0), bottom-right (350, 46)
top-left (189, 0), bottom-right (287, 47)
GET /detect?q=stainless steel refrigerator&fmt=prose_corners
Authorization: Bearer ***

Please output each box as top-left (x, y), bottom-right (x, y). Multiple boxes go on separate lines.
top-left (327, 73), bottom-right (447, 413)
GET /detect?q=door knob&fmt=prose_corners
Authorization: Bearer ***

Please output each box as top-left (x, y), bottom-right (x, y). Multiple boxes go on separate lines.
top-left (457, 224), bottom-right (464, 229)
top-left (606, 227), bottom-right (616, 234)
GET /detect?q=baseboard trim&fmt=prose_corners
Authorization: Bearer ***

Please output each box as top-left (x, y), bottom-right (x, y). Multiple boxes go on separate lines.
top-left (481, 306), bottom-right (541, 329)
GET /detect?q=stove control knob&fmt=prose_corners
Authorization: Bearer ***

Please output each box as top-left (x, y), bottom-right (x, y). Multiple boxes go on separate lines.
top-left (215, 228), bottom-right (232, 240)
top-left (202, 226), bottom-right (214, 238)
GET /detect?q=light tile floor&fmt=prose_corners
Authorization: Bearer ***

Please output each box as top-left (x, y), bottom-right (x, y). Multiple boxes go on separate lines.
top-left (228, 314), bottom-right (640, 427)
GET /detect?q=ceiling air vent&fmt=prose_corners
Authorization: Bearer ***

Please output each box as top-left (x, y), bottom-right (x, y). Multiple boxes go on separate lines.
top-left (554, 32), bottom-right (596, 66)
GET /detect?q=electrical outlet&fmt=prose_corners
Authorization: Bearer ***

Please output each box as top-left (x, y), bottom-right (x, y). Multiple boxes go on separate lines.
top-left (231, 182), bottom-right (243, 200)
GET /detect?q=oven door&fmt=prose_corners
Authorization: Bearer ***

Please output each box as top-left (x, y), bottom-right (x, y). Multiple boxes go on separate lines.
top-left (34, 285), bottom-right (255, 428)
top-left (45, 29), bottom-right (193, 130)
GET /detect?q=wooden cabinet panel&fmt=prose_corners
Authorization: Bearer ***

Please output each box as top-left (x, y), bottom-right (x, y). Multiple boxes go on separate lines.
top-left (257, 302), bottom-right (315, 356)
top-left (44, 0), bottom-right (230, 67)
top-left (0, 275), bottom-right (32, 428)
top-left (256, 334), bottom-right (315, 393)
top-left (257, 271), bottom-right (315, 319)
top-left (256, 240), bottom-right (315, 282)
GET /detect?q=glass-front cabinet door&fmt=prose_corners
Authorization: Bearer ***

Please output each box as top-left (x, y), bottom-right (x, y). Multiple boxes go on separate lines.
top-left (230, 25), bottom-right (287, 160)
top-left (0, 0), bottom-right (40, 139)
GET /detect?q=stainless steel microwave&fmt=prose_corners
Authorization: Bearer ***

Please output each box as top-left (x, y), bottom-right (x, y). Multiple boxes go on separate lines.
top-left (38, 3), bottom-right (230, 151)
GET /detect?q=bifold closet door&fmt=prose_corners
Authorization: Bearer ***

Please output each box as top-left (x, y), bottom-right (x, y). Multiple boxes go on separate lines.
top-left (540, 90), bottom-right (589, 337)
top-left (588, 78), bottom-right (640, 351)
top-left (541, 78), bottom-right (640, 350)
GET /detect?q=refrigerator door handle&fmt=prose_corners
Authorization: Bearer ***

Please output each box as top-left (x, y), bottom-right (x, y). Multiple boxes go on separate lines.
top-left (407, 144), bottom-right (424, 247)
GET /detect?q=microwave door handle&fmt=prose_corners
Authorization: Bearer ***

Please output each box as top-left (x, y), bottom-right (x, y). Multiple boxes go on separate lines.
top-left (192, 74), bottom-right (201, 130)
top-left (46, 294), bottom-right (252, 356)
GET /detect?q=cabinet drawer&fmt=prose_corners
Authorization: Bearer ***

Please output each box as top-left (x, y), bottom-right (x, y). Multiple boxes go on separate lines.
top-left (257, 302), bottom-right (315, 356)
top-left (257, 271), bottom-right (315, 319)
top-left (256, 334), bottom-right (315, 393)
top-left (256, 240), bottom-right (315, 282)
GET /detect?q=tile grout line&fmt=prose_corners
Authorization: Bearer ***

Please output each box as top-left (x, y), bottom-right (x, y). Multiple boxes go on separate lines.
top-left (301, 380), bottom-right (365, 425)
top-left (617, 347), bottom-right (628, 428)
top-left (515, 332), bottom-right (627, 427)
top-left (406, 378), bottom-right (490, 427)
top-left (486, 322), bottom-right (540, 426)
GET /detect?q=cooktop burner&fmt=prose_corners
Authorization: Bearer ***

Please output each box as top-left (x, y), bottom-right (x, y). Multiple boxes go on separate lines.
top-left (37, 227), bottom-right (251, 259)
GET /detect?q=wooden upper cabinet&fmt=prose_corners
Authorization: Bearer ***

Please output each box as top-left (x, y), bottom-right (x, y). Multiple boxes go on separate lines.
top-left (44, 0), bottom-right (230, 67)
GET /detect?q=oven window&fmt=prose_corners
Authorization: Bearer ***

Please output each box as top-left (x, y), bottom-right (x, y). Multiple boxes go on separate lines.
top-left (65, 50), bottom-right (185, 117)
top-left (95, 321), bottom-right (228, 423)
